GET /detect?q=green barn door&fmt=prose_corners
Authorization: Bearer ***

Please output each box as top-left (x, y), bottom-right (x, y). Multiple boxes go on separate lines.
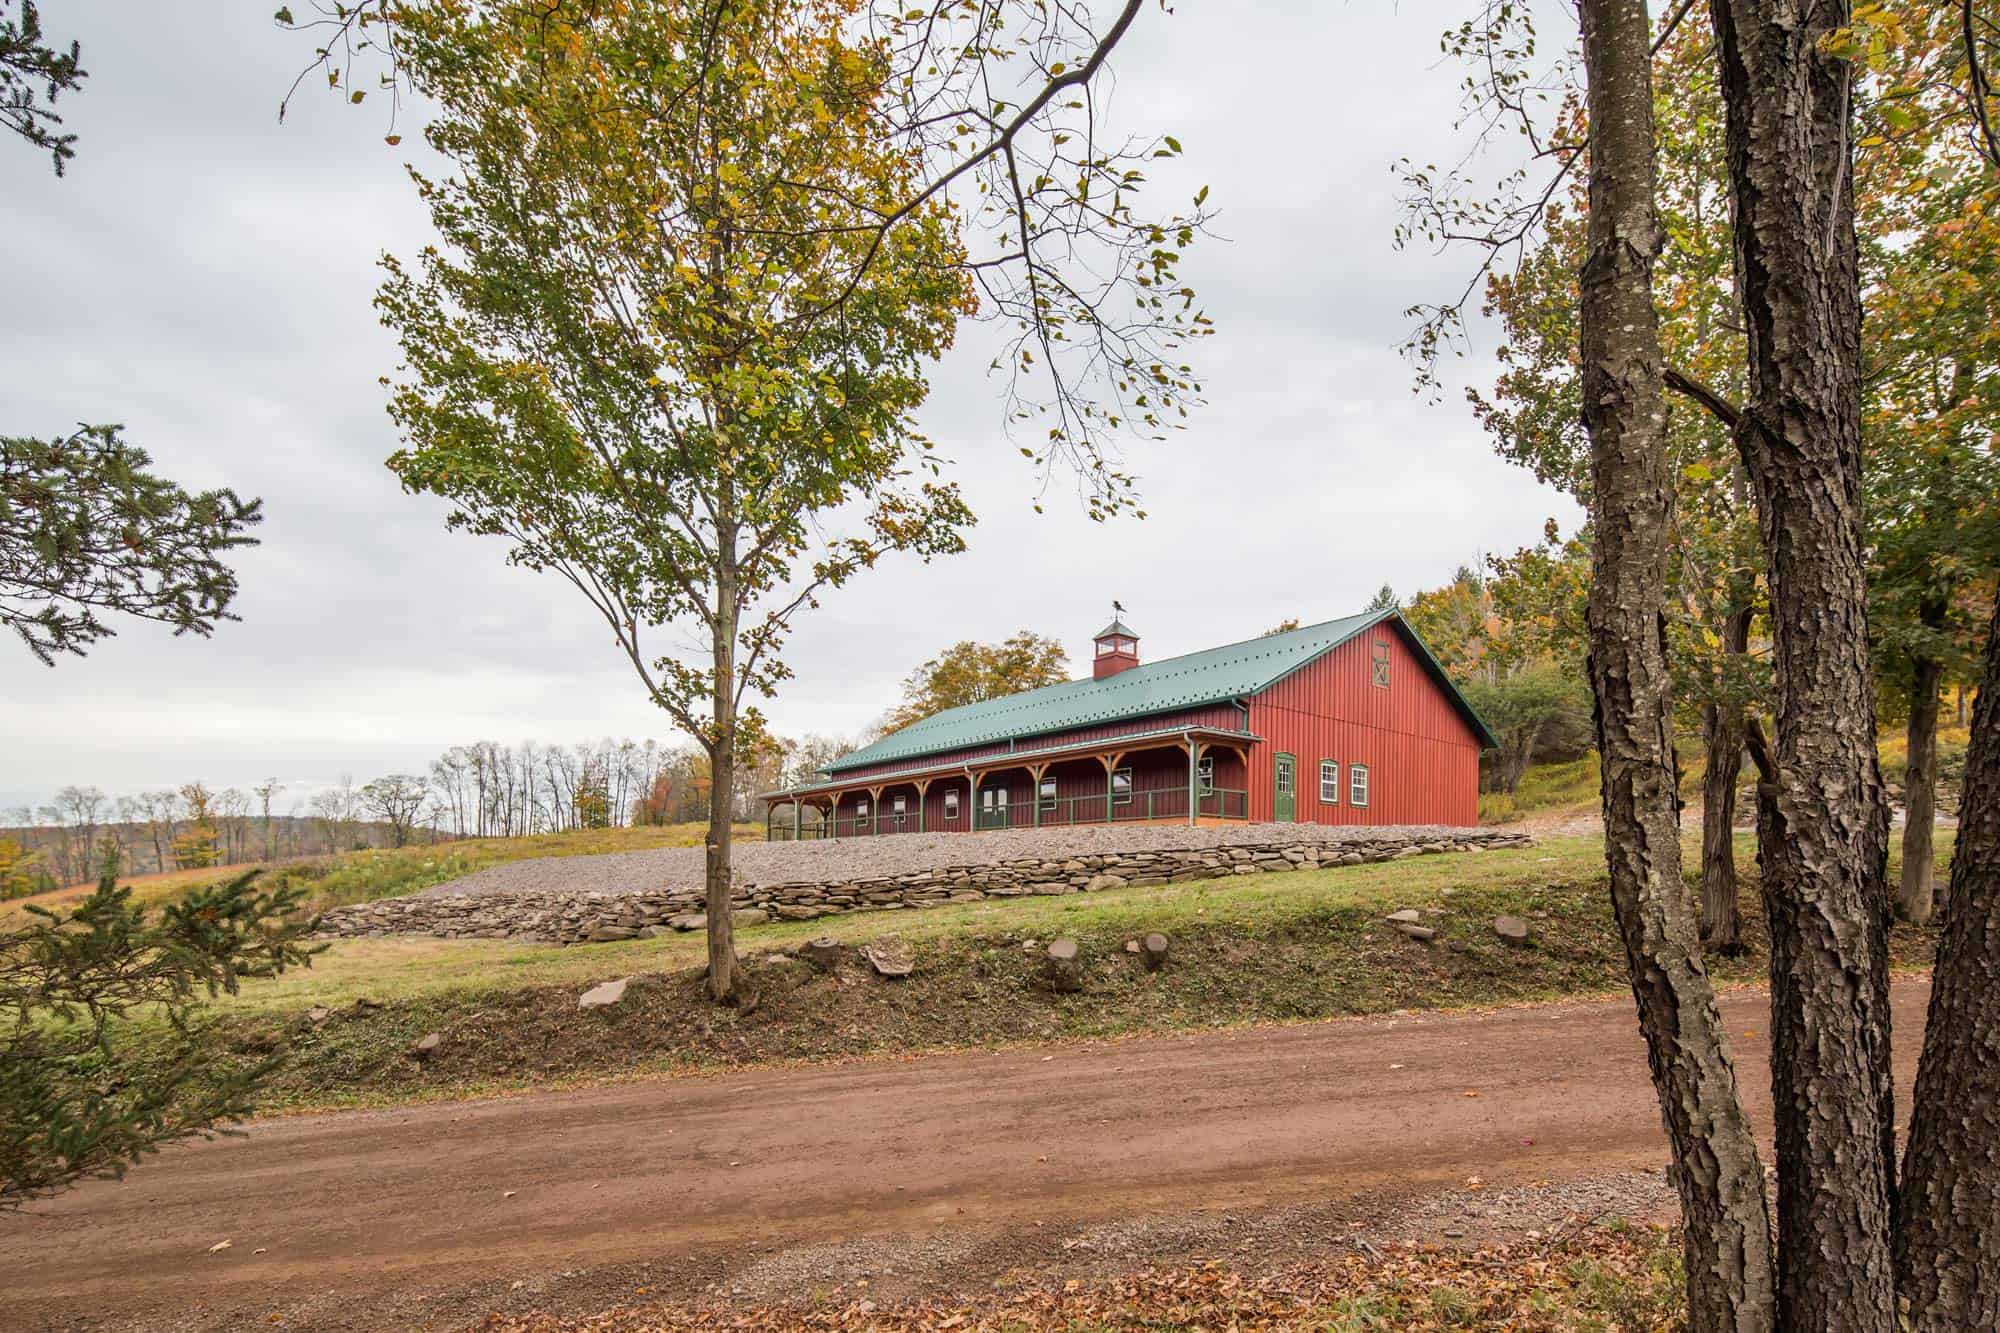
top-left (1273, 752), bottom-right (1296, 822)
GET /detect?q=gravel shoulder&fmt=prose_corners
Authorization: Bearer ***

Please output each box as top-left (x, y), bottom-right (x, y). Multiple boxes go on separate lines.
top-left (422, 822), bottom-right (1501, 899)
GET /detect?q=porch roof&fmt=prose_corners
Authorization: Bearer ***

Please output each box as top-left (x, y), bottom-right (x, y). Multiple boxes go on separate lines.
top-left (760, 723), bottom-right (1261, 803)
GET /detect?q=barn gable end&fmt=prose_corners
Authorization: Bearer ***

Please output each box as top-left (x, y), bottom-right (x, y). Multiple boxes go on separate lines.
top-left (1243, 618), bottom-right (1484, 826)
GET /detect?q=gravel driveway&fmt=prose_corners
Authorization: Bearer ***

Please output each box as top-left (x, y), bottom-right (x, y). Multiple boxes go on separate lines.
top-left (422, 822), bottom-right (1495, 899)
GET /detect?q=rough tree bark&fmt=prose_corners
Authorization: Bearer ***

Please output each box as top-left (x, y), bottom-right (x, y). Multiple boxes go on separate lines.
top-left (704, 498), bottom-right (745, 1007)
top-left (1897, 596), bottom-right (1948, 924)
top-left (1897, 588), bottom-right (2000, 1329)
top-left (1708, 2), bottom-right (1898, 1327)
top-left (1577, 4), bottom-right (1774, 1327)
top-left (1700, 603), bottom-right (1754, 952)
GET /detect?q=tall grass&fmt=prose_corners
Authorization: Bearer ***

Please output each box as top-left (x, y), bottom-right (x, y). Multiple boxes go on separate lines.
top-left (0, 822), bottom-right (762, 926)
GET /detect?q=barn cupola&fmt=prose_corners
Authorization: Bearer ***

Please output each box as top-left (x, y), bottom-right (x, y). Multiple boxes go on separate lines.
top-left (1092, 612), bottom-right (1141, 680)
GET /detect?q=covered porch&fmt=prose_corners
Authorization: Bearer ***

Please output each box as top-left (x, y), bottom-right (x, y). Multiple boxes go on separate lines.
top-left (762, 727), bottom-right (1254, 841)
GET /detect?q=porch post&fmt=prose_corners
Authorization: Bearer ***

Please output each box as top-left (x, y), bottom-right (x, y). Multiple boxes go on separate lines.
top-left (969, 770), bottom-right (982, 831)
top-left (766, 803), bottom-right (774, 841)
top-left (830, 790), bottom-right (841, 841)
top-left (793, 799), bottom-right (803, 840)
top-left (1029, 763), bottom-right (1047, 827)
top-left (914, 777), bottom-right (932, 833)
top-left (1188, 740), bottom-right (1198, 826)
top-left (869, 785), bottom-right (883, 837)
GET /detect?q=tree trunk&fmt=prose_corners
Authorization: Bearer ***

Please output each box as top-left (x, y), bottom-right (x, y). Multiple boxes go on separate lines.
top-left (1898, 608), bottom-right (1947, 924)
top-left (1700, 603), bottom-right (1754, 953)
top-left (1709, 2), bottom-right (1898, 1326)
top-left (1897, 587), bottom-right (2000, 1328)
top-left (1577, 4), bottom-right (1775, 1327)
top-left (704, 519), bottom-right (744, 1006)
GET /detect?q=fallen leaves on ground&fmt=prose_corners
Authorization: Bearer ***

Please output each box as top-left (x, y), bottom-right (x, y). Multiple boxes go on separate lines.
top-left (472, 1225), bottom-right (1683, 1331)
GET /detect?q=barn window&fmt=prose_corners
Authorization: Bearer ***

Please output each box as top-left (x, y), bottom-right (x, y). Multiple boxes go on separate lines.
top-left (893, 794), bottom-right (907, 815)
top-left (1112, 767), bottom-right (1133, 805)
top-left (1350, 763), bottom-right (1370, 807)
top-left (1198, 756), bottom-right (1215, 794)
top-left (981, 786), bottom-right (1006, 811)
top-left (944, 789), bottom-right (960, 819)
top-left (1371, 641), bottom-right (1391, 688)
top-left (1319, 759), bottom-right (1340, 804)
top-left (1039, 775), bottom-right (1058, 811)
top-left (855, 798), bottom-right (870, 819)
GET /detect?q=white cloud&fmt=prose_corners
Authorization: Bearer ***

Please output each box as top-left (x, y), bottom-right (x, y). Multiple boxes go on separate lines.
top-left (1, 0), bottom-right (1581, 809)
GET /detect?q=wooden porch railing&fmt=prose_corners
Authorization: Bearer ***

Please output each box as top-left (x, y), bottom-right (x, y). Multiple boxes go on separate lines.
top-left (768, 788), bottom-right (1248, 840)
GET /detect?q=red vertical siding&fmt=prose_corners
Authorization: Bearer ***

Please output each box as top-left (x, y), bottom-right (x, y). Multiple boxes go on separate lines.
top-left (1246, 624), bottom-right (1482, 827)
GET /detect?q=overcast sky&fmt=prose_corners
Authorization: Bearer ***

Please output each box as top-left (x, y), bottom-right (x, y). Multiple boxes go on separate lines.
top-left (3, 1), bottom-right (1581, 814)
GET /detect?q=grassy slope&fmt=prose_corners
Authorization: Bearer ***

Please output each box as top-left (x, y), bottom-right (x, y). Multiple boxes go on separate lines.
top-left (1, 821), bottom-right (761, 926)
top-left (1477, 722), bottom-right (1975, 825)
top-left (206, 830), bottom-right (1948, 1113)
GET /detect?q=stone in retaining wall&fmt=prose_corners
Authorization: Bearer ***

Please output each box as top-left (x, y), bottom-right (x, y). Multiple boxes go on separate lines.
top-left (313, 829), bottom-right (1534, 945)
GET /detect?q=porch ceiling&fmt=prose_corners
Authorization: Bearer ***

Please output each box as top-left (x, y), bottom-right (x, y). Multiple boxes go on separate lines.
top-left (759, 724), bottom-right (1260, 803)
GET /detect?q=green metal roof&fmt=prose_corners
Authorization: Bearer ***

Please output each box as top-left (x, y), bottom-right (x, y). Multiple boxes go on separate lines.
top-left (826, 610), bottom-right (1495, 774)
top-left (764, 722), bottom-right (1261, 799)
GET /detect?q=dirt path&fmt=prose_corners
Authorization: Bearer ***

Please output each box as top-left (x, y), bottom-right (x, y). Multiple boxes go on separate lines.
top-left (4, 979), bottom-right (1930, 1332)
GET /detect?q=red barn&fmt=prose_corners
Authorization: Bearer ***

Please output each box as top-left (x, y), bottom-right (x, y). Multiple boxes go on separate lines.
top-left (760, 610), bottom-right (1495, 837)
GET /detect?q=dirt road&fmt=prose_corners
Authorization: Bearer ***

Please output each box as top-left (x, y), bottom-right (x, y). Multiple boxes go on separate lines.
top-left (4, 979), bottom-right (1931, 1332)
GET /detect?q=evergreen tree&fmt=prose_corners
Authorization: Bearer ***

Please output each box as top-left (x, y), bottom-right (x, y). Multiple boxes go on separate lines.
top-left (1, 853), bottom-right (319, 1208)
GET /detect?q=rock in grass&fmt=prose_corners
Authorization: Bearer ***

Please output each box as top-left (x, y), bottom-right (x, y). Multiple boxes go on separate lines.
top-left (1141, 932), bottom-right (1171, 972)
top-left (1493, 916), bottom-right (1533, 948)
top-left (862, 943), bottom-right (914, 979)
top-left (578, 977), bottom-right (630, 1010)
top-left (1386, 909), bottom-right (1422, 925)
top-left (799, 937), bottom-right (845, 972)
top-left (408, 1031), bottom-right (443, 1062)
top-left (1043, 937), bottom-right (1084, 993)
top-left (1394, 922), bottom-right (1438, 943)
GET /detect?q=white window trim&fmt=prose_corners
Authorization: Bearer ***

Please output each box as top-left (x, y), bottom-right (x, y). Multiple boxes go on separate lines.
top-left (943, 790), bottom-right (960, 818)
top-left (855, 799), bottom-right (870, 819)
top-left (1350, 763), bottom-right (1370, 808)
top-left (1319, 759), bottom-right (1340, 805)
top-left (1038, 775), bottom-right (1059, 811)
top-left (1197, 756), bottom-right (1215, 794)
top-left (893, 794), bottom-right (907, 815)
top-left (1112, 767), bottom-right (1134, 806)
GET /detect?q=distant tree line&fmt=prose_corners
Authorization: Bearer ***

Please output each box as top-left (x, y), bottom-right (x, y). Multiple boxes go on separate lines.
top-left (0, 731), bottom-right (883, 897)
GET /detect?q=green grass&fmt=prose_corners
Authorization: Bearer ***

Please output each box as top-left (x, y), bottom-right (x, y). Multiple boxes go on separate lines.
top-left (181, 828), bottom-right (1948, 1114)
top-left (1479, 753), bottom-right (1601, 823)
top-left (216, 833), bottom-right (1621, 1016)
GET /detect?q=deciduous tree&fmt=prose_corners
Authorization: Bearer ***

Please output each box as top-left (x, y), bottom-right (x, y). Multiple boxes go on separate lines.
top-left (359, 774), bottom-right (427, 848)
top-left (381, 1), bottom-right (977, 1004)
top-left (884, 631), bottom-right (1070, 730)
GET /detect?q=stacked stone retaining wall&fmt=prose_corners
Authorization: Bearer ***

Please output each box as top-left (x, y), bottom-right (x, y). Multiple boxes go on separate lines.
top-left (315, 828), bottom-right (1534, 945)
